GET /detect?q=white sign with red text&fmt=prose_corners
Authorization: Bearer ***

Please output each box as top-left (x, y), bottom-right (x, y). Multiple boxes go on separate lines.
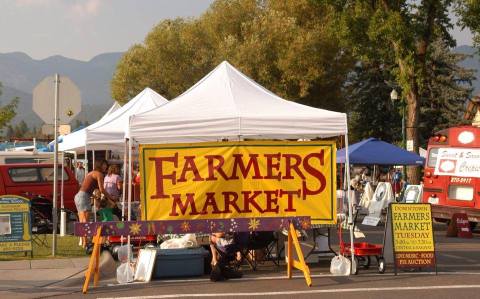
top-left (434, 148), bottom-right (480, 178)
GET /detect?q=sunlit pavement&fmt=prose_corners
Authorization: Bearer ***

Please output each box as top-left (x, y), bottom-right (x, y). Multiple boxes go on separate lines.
top-left (14, 223), bottom-right (476, 299)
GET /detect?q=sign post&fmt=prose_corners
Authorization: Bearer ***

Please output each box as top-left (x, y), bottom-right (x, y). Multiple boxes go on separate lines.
top-left (390, 203), bottom-right (437, 275)
top-left (33, 74), bottom-right (81, 256)
top-left (52, 74), bottom-right (59, 255)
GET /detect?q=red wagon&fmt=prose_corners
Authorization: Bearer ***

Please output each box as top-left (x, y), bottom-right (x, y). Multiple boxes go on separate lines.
top-left (340, 242), bottom-right (385, 274)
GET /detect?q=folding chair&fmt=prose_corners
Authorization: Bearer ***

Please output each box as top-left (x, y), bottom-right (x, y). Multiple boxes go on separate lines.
top-left (241, 231), bottom-right (279, 270)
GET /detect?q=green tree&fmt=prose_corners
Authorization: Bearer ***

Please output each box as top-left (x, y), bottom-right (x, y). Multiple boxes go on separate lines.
top-left (111, 0), bottom-right (353, 111)
top-left (455, 1), bottom-right (480, 47)
top-left (0, 83), bottom-right (18, 135)
top-left (13, 120), bottom-right (29, 138)
top-left (419, 39), bottom-right (475, 143)
top-left (346, 39), bottom-right (474, 148)
top-left (346, 61), bottom-right (402, 143)
top-left (329, 0), bottom-right (456, 183)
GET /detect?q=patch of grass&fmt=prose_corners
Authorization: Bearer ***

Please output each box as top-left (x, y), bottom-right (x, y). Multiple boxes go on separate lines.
top-left (0, 234), bottom-right (87, 260)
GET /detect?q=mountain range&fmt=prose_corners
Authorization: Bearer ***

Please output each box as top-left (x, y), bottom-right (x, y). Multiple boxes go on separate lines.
top-left (0, 46), bottom-right (479, 130)
top-left (0, 51), bottom-right (123, 128)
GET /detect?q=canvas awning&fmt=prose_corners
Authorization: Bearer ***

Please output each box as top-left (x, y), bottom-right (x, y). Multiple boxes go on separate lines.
top-left (337, 138), bottom-right (425, 165)
top-left (128, 61), bottom-right (347, 144)
top-left (60, 88), bottom-right (168, 151)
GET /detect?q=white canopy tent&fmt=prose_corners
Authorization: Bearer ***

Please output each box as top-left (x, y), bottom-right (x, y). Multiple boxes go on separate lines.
top-left (60, 88), bottom-right (168, 152)
top-left (128, 62), bottom-right (346, 143)
top-left (126, 61), bottom-right (354, 268)
top-left (57, 102), bottom-right (121, 153)
top-left (100, 101), bottom-right (121, 121)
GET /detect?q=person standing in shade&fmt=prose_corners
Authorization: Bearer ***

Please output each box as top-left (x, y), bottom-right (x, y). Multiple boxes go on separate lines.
top-left (104, 164), bottom-right (122, 201)
top-left (75, 161), bottom-right (85, 185)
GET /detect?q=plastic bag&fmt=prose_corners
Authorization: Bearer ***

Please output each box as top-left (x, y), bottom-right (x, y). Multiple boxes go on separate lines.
top-left (330, 255), bottom-right (351, 276)
top-left (160, 234), bottom-right (198, 249)
top-left (117, 245), bottom-right (133, 263)
top-left (116, 262), bottom-right (134, 284)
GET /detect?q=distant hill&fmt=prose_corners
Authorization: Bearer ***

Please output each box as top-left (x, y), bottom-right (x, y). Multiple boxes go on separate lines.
top-left (0, 51), bottom-right (123, 127)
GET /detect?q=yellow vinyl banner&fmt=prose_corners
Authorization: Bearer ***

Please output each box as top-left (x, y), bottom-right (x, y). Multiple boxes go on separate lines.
top-left (140, 141), bottom-right (336, 225)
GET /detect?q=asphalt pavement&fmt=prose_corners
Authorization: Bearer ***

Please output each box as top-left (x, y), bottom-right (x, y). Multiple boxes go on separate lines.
top-left (1, 223), bottom-right (479, 299)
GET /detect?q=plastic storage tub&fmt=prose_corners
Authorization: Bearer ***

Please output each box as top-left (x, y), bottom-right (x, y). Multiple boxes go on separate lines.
top-left (153, 247), bottom-right (208, 278)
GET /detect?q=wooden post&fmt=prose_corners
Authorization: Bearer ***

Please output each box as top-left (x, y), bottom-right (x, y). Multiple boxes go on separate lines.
top-left (286, 222), bottom-right (312, 287)
top-left (287, 225), bottom-right (293, 279)
top-left (83, 226), bottom-right (102, 294)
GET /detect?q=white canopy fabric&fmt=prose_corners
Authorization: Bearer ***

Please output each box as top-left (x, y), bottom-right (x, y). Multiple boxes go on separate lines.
top-left (128, 61), bottom-right (347, 144)
top-left (60, 88), bottom-right (168, 151)
top-left (58, 102), bottom-right (120, 152)
top-left (100, 101), bottom-right (122, 121)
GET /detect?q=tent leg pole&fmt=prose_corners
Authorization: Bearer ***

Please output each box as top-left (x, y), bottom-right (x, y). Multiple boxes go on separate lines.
top-left (122, 139), bottom-right (127, 222)
top-left (127, 138), bottom-right (133, 262)
top-left (92, 149), bottom-right (96, 223)
top-left (344, 134), bottom-right (355, 274)
top-left (84, 145), bottom-right (88, 172)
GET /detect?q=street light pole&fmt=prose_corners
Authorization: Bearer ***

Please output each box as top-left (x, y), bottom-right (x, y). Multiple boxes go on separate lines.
top-left (401, 102), bottom-right (406, 149)
top-left (391, 89), bottom-right (407, 182)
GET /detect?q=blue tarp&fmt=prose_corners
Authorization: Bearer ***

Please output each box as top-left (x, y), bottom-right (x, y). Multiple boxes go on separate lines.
top-left (337, 138), bottom-right (425, 165)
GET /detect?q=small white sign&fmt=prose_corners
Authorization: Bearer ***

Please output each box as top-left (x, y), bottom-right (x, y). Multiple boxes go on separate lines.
top-left (406, 139), bottom-right (414, 151)
top-left (434, 147), bottom-right (480, 178)
top-left (362, 216), bottom-right (381, 226)
top-left (42, 124), bottom-right (71, 136)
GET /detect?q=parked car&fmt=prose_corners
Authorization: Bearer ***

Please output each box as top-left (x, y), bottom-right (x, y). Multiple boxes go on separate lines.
top-left (0, 163), bottom-right (79, 232)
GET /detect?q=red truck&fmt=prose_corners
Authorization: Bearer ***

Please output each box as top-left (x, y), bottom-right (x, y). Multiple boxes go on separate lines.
top-left (422, 125), bottom-right (480, 226)
top-left (0, 163), bottom-right (79, 232)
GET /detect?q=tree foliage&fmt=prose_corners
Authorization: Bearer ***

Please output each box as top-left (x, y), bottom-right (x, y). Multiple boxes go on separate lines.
top-left (328, 0), bottom-right (457, 183)
top-left (111, 0), bottom-right (353, 111)
top-left (0, 83), bottom-right (18, 134)
top-left (347, 40), bottom-right (474, 147)
top-left (346, 61), bottom-right (402, 143)
top-left (419, 40), bottom-right (475, 141)
top-left (111, 0), bottom-right (480, 184)
top-left (455, 0), bottom-right (480, 47)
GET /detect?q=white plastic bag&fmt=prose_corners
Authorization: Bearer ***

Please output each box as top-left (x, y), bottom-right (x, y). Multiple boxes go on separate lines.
top-left (116, 262), bottom-right (134, 284)
top-left (330, 255), bottom-right (351, 276)
top-left (117, 245), bottom-right (133, 263)
top-left (160, 234), bottom-right (198, 249)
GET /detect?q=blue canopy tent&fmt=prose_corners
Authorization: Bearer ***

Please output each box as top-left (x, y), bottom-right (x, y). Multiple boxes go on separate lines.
top-left (337, 138), bottom-right (425, 165)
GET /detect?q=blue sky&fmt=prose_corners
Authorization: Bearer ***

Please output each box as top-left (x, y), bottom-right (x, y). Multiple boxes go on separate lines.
top-left (0, 0), bottom-right (473, 61)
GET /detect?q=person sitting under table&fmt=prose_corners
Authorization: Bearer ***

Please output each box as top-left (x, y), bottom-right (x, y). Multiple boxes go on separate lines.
top-left (209, 232), bottom-right (248, 281)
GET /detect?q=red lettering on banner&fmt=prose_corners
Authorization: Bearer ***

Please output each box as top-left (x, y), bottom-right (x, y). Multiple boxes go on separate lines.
top-left (205, 155), bottom-right (229, 181)
top-left (264, 153), bottom-right (282, 180)
top-left (222, 192), bottom-right (242, 213)
top-left (200, 192), bottom-right (221, 214)
top-left (230, 154), bottom-right (263, 180)
top-left (178, 156), bottom-right (204, 182)
top-left (242, 191), bottom-right (264, 213)
top-left (150, 153), bottom-right (178, 199)
top-left (302, 151), bottom-right (326, 199)
top-left (170, 193), bottom-right (200, 216)
top-left (280, 189), bottom-right (300, 212)
top-left (283, 154), bottom-right (305, 180)
top-left (264, 190), bottom-right (280, 213)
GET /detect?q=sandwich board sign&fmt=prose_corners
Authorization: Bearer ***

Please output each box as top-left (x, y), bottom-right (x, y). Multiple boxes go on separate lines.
top-left (0, 195), bottom-right (32, 254)
top-left (390, 203), bottom-right (437, 274)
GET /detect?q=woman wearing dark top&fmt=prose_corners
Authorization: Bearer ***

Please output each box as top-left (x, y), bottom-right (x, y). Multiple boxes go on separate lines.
top-left (74, 160), bottom-right (110, 247)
